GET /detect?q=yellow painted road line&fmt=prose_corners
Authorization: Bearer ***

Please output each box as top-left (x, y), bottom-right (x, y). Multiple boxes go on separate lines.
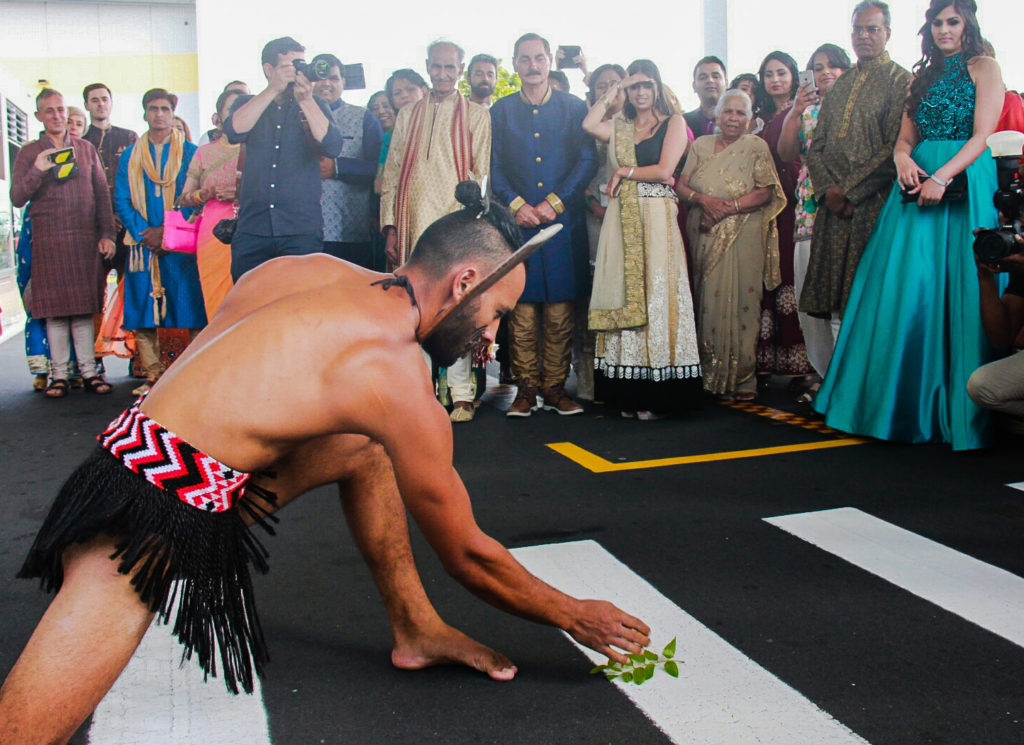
top-left (547, 438), bottom-right (869, 473)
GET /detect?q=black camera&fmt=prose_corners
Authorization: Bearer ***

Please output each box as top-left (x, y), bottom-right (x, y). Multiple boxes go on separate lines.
top-left (292, 58), bottom-right (331, 82)
top-left (973, 137), bottom-right (1024, 265)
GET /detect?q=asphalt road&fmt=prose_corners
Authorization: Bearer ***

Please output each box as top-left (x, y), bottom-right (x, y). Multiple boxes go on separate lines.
top-left (1, 334), bottom-right (1022, 745)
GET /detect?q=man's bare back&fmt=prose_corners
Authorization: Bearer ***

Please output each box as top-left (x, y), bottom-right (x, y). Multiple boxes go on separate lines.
top-left (142, 255), bottom-right (432, 473)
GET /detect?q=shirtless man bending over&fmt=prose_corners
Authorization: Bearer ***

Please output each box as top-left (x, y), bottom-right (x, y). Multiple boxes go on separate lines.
top-left (0, 183), bottom-right (650, 745)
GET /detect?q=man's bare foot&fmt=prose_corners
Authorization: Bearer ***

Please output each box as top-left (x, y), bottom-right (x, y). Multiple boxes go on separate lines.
top-left (391, 621), bottom-right (517, 681)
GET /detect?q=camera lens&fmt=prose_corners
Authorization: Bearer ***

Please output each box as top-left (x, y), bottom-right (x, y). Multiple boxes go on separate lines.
top-left (974, 229), bottom-right (1017, 264)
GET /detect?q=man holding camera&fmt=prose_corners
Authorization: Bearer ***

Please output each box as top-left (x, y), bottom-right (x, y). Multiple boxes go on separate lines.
top-left (223, 37), bottom-right (343, 281)
top-left (968, 235), bottom-right (1024, 432)
top-left (311, 53), bottom-right (382, 270)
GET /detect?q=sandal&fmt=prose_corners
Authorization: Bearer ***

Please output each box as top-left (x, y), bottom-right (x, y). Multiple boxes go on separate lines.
top-left (735, 391), bottom-right (757, 402)
top-left (83, 376), bottom-right (112, 394)
top-left (33, 373), bottom-right (48, 392)
top-left (797, 382), bottom-right (820, 404)
top-left (45, 379), bottom-right (69, 398)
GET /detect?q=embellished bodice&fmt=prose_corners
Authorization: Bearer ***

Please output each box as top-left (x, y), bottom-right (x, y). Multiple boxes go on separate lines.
top-left (915, 54), bottom-right (975, 141)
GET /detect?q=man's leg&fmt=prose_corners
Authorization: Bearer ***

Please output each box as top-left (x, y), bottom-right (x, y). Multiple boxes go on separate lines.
top-left (446, 354), bottom-right (477, 422)
top-left (967, 350), bottom-right (1024, 419)
top-left (507, 302), bottom-right (541, 416)
top-left (0, 537), bottom-right (156, 745)
top-left (246, 434), bottom-right (516, 680)
top-left (540, 301), bottom-right (583, 414)
top-left (45, 316), bottom-right (72, 381)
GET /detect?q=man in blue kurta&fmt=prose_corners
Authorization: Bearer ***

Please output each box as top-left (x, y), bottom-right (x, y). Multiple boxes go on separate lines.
top-left (115, 88), bottom-right (205, 395)
top-left (490, 33), bottom-right (597, 417)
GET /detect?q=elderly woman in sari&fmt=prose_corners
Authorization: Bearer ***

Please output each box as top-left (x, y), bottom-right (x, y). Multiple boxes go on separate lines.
top-left (583, 59), bottom-right (702, 419)
top-left (677, 89), bottom-right (786, 401)
top-left (177, 89), bottom-right (242, 320)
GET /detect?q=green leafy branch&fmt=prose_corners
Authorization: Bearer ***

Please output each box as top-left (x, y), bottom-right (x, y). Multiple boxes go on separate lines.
top-left (589, 638), bottom-right (682, 685)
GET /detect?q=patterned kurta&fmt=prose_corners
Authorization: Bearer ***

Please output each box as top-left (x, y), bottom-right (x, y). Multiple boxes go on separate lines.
top-left (380, 92), bottom-right (490, 262)
top-left (11, 134), bottom-right (115, 318)
top-left (802, 53), bottom-right (911, 317)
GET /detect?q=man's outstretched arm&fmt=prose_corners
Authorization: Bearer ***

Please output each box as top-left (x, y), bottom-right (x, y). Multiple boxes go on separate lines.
top-left (378, 394), bottom-right (651, 663)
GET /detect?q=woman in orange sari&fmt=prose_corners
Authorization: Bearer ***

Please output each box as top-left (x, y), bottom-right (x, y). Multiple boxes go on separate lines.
top-left (179, 90), bottom-right (241, 320)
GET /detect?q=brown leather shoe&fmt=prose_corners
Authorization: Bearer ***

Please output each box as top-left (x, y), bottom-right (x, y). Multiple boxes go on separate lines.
top-left (507, 387), bottom-right (539, 417)
top-left (541, 385), bottom-right (583, 415)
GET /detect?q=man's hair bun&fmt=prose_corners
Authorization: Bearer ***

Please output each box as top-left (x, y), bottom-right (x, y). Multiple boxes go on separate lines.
top-left (455, 179), bottom-right (485, 210)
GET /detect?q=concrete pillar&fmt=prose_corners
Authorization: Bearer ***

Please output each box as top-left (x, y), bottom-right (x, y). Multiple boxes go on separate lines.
top-left (704, 0), bottom-right (729, 66)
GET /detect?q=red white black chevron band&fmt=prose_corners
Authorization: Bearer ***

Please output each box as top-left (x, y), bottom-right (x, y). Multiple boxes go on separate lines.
top-left (98, 403), bottom-right (251, 513)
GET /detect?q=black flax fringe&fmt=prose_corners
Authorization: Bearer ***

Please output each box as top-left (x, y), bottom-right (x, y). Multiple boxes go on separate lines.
top-left (18, 447), bottom-right (279, 694)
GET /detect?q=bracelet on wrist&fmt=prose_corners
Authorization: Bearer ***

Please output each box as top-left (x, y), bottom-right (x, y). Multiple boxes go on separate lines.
top-left (929, 174), bottom-right (951, 188)
top-left (627, 166), bottom-right (635, 179)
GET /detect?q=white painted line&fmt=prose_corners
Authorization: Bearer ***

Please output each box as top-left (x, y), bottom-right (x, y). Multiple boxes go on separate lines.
top-left (765, 507), bottom-right (1024, 649)
top-left (511, 540), bottom-right (868, 745)
top-left (1007, 482), bottom-right (1024, 492)
top-left (88, 615), bottom-right (271, 745)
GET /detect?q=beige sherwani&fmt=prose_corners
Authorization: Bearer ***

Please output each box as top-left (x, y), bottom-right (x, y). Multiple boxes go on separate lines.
top-left (381, 92), bottom-right (491, 264)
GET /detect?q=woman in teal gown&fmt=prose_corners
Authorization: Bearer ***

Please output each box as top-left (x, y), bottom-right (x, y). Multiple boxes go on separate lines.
top-left (814, 0), bottom-right (1005, 450)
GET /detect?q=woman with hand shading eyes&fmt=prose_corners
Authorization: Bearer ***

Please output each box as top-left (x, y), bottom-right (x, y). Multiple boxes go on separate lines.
top-left (583, 59), bottom-right (702, 418)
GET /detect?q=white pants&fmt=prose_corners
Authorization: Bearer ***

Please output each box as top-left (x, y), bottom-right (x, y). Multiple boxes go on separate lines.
top-left (794, 238), bottom-right (842, 378)
top-left (446, 353), bottom-right (476, 404)
top-left (46, 314), bottom-right (97, 380)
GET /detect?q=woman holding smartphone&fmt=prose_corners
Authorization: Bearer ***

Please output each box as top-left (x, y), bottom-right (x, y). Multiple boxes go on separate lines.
top-left (776, 43), bottom-right (852, 401)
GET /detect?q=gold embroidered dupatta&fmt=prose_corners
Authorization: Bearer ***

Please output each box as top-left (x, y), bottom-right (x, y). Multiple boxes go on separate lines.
top-left (588, 115), bottom-right (648, 331)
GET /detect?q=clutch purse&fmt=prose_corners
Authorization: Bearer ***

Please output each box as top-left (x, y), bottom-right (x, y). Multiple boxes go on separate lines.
top-left (161, 210), bottom-right (201, 253)
top-left (901, 171), bottom-right (967, 203)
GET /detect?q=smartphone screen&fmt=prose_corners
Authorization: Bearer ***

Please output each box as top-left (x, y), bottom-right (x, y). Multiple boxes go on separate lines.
top-left (342, 63), bottom-right (366, 90)
top-left (557, 46), bottom-right (581, 70)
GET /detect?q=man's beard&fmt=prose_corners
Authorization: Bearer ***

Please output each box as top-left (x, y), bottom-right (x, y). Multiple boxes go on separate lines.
top-left (471, 83), bottom-right (494, 99)
top-left (420, 297), bottom-right (487, 368)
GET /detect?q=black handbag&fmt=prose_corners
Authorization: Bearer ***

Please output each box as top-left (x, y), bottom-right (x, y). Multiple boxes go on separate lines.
top-left (212, 214), bottom-right (237, 244)
top-left (901, 170), bottom-right (967, 203)
top-left (213, 143), bottom-right (244, 244)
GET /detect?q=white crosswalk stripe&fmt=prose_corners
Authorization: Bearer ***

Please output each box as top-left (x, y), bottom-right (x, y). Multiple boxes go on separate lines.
top-left (512, 540), bottom-right (869, 745)
top-left (765, 507), bottom-right (1024, 649)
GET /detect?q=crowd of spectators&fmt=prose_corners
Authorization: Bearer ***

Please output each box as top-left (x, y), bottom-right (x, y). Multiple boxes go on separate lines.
top-left (9, 0), bottom-right (1024, 449)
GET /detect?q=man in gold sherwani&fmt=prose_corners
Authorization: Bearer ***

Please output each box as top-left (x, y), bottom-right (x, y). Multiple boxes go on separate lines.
top-left (381, 39), bottom-right (491, 422)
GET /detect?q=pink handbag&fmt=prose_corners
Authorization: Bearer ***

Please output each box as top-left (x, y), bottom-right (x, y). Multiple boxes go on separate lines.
top-left (161, 210), bottom-right (201, 253)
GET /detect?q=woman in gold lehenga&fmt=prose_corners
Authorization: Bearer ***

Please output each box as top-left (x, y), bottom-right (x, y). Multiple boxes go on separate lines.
top-left (178, 90), bottom-right (242, 321)
top-left (677, 89), bottom-right (785, 401)
top-left (583, 59), bottom-right (702, 419)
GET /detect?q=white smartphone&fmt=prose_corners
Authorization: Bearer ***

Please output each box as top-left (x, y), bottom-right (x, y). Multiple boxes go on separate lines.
top-left (798, 69), bottom-right (816, 91)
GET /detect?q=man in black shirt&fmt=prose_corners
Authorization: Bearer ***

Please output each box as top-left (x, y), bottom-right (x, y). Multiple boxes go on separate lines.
top-left (82, 82), bottom-right (137, 278)
top-left (223, 37), bottom-right (343, 281)
top-left (968, 235), bottom-right (1024, 430)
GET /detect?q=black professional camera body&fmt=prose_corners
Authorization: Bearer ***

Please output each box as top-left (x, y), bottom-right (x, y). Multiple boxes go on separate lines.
top-left (292, 58), bottom-right (331, 82)
top-left (973, 131), bottom-right (1024, 264)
